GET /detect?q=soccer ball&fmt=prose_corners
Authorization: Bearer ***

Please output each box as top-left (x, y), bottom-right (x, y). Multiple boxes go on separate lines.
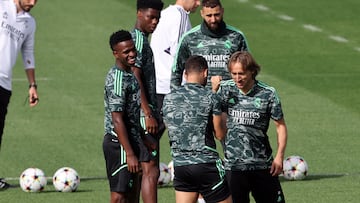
top-left (283, 155), bottom-right (308, 180)
top-left (19, 168), bottom-right (47, 192)
top-left (52, 167), bottom-right (80, 192)
top-left (158, 162), bottom-right (171, 185)
top-left (167, 160), bottom-right (174, 181)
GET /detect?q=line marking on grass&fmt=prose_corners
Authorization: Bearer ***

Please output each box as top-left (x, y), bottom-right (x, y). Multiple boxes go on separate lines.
top-left (329, 35), bottom-right (349, 43)
top-left (13, 77), bottom-right (51, 82)
top-left (254, 4), bottom-right (270, 11)
top-left (303, 24), bottom-right (323, 32)
top-left (238, 0), bottom-right (359, 53)
top-left (277, 14), bottom-right (294, 21)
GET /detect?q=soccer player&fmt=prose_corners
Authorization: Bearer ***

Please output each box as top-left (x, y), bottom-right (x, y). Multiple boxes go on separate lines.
top-left (103, 30), bottom-right (145, 203)
top-left (213, 51), bottom-right (287, 203)
top-left (0, 0), bottom-right (39, 190)
top-left (150, 0), bottom-right (201, 114)
top-left (130, 0), bottom-right (164, 202)
top-left (163, 55), bottom-right (232, 203)
top-left (170, 0), bottom-right (249, 91)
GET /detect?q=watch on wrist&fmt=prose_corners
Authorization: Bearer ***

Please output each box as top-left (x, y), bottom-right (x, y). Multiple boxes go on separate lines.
top-left (29, 83), bottom-right (37, 89)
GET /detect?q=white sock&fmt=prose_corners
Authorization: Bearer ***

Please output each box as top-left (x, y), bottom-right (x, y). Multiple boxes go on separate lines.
top-left (197, 198), bottom-right (206, 203)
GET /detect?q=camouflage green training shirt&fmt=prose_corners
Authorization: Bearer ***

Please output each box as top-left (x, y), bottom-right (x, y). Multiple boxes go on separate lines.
top-left (131, 29), bottom-right (158, 115)
top-left (162, 83), bottom-right (222, 167)
top-left (171, 21), bottom-right (249, 90)
top-left (104, 66), bottom-right (141, 145)
top-left (217, 80), bottom-right (284, 171)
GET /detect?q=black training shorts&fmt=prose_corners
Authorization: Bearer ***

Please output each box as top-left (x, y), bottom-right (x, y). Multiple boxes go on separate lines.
top-left (174, 162), bottom-right (231, 203)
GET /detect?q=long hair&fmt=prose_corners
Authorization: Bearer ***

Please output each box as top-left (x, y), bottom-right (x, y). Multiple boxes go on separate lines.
top-left (227, 51), bottom-right (261, 79)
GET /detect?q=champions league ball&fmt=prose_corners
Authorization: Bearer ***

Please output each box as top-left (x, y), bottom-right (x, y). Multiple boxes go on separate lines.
top-left (283, 155), bottom-right (308, 180)
top-left (167, 160), bottom-right (175, 181)
top-left (19, 168), bottom-right (47, 192)
top-left (158, 162), bottom-right (171, 185)
top-left (52, 167), bottom-right (80, 192)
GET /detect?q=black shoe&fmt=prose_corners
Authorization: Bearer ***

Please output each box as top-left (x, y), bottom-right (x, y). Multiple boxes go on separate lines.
top-left (0, 178), bottom-right (10, 191)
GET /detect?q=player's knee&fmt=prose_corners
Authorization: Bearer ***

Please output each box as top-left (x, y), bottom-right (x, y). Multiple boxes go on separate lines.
top-left (221, 195), bottom-right (233, 203)
top-left (143, 166), bottom-right (160, 180)
top-left (111, 192), bottom-right (126, 203)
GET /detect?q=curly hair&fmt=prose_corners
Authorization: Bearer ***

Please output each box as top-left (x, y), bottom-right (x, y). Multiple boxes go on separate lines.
top-left (109, 30), bottom-right (132, 51)
top-left (137, 0), bottom-right (164, 11)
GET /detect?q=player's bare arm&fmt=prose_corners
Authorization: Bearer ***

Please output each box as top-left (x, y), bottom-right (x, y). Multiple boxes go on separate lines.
top-left (213, 113), bottom-right (226, 140)
top-left (271, 117), bottom-right (288, 176)
top-left (111, 111), bottom-right (140, 173)
top-left (131, 67), bottom-right (159, 135)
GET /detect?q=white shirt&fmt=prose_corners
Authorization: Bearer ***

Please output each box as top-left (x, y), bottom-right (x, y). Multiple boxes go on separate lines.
top-left (0, 0), bottom-right (36, 91)
top-left (150, 5), bottom-right (191, 94)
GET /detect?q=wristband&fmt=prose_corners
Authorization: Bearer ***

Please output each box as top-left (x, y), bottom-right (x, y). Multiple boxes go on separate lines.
top-left (145, 114), bottom-right (153, 119)
top-left (29, 83), bottom-right (37, 89)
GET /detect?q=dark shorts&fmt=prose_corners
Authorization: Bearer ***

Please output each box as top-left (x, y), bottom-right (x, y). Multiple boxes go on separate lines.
top-left (103, 134), bottom-right (146, 192)
top-left (156, 93), bottom-right (166, 138)
top-left (226, 169), bottom-right (285, 203)
top-left (139, 115), bottom-right (163, 163)
top-left (174, 162), bottom-right (231, 203)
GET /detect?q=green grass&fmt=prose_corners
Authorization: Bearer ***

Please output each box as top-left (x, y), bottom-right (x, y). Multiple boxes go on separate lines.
top-left (0, 0), bottom-right (359, 202)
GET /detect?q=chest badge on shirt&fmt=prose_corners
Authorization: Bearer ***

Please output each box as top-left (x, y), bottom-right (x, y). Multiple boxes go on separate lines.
top-left (3, 12), bottom-right (8, 19)
top-left (224, 40), bottom-right (232, 49)
top-left (253, 98), bottom-right (261, 108)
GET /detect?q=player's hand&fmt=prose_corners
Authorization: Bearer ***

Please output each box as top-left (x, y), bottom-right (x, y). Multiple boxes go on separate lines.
top-left (29, 86), bottom-right (39, 107)
top-left (145, 116), bottom-right (158, 135)
top-left (270, 156), bottom-right (283, 176)
top-left (126, 154), bottom-right (140, 173)
top-left (211, 76), bottom-right (222, 93)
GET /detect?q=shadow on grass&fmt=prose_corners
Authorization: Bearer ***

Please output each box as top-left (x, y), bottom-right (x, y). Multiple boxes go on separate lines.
top-left (40, 189), bottom-right (94, 193)
top-left (8, 183), bottom-right (93, 193)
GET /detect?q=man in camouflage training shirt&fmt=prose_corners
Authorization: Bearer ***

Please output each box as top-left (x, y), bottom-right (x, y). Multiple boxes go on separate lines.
top-left (163, 55), bottom-right (232, 203)
top-left (103, 30), bottom-right (144, 203)
top-left (212, 51), bottom-right (287, 203)
top-left (171, 0), bottom-right (249, 90)
top-left (130, 0), bottom-right (164, 202)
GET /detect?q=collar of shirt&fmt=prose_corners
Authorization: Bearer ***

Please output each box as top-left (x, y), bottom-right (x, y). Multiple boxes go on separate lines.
top-left (200, 20), bottom-right (227, 38)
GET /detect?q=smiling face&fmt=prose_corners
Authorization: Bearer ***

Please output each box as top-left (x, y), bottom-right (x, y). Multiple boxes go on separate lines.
top-left (229, 61), bottom-right (255, 94)
top-left (113, 40), bottom-right (137, 70)
top-left (200, 5), bottom-right (224, 31)
top-left (137, 8), bottom-right (161, 34)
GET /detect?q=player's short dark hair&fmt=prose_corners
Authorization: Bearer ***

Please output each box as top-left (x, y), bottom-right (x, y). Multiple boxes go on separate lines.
top-left (137, 0), bottom-right (164, 11)
top-left (109, 30), bottom-right (132, 51)
top-left (185, 55), bottom-right (208, 73)
top-left (227, 51), bottom-right (261, 79)
top-left (202, 0), bottom-right (222, 8)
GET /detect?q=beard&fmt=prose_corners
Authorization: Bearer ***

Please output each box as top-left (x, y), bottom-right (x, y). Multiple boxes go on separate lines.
top-left (19, 1), bottom-right (34, 12)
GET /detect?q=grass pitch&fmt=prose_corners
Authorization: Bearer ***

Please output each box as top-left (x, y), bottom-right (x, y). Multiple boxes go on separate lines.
top-left (0, 0), bottom-right (359, 202)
